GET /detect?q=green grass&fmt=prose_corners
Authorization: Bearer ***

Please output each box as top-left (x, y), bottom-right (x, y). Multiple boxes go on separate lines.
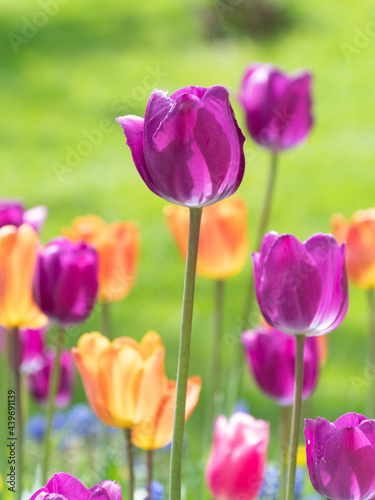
top-left (2, 0), bottom-right (375, 496)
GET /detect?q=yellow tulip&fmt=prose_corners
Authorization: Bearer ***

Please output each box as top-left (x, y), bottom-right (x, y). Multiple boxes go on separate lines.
top-left (0, 224), bottom-right (47, 329)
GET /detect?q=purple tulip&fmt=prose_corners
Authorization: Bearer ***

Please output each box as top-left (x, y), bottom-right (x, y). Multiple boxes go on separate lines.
top-left (304, 413), bottom-right (375, 500)
top-left (20, 328), bottom-right (46, 364)
top-left (239, 64), bottom-right (313, 151)
top-left (22, 347), bottom-right (75, 408)
top-left (33, 237), bottom-right (98, 326)
top-left (242, 325), bottom-right (319, 406)
top-left (0, 199), bottom-right (47, 232)
top-left (29, 472), bottom-right (123, 500)
top-left (116, 86), bottom-right (245, 207)
top-left (252, 232), bottom-right (348, 336)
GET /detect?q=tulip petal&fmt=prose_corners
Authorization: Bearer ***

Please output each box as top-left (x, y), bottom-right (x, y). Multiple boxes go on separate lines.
top-left (89, 480), bottom-right (123, 500)
top-left (23, 205), bottom-right (48, 233)
top-left (29, 473), bottom-right (89, 500)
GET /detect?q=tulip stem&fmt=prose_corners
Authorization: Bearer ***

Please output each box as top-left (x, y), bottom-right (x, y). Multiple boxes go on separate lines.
top-left (169, 207), bottom-right (202, 500)
top-left (368, 289), bottom-right (375, 418)
top-left (279, 405), bottom-right (291, 500)
top-left (102, 301), bottom-right (111, 339)
top-left (285, 334), bottom-right (306, 500)
top-left (212, 279), bottom-right (224, 415)
top-left (147, 449), bottom-right (153, 500)
top-left (124, 428), bottom-right (135, 500)
top-left (42, 327), bottom-right (65, 485)
top-left (9, 328), bottom-right (22, 500)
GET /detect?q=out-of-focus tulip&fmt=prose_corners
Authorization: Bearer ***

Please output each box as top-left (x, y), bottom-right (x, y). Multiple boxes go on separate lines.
top-left (332, 209), bottom-right (375, 290)
top-left (0, 224), bottom-right (47, 329)
top-left (116, 86), bottom-right (245, 207)
top-left (132, 375), bottom-right (201, 450)
top-left (63, 215), bottom-right (139, 303)
top-left (29, 472), bottom-right (123, 500)
top-left (206, 412), bottom-right (269, 500)
top-left (304, 413), bottom-right (375, 500)
top-left (164, 198), bottom-right (248, 280)
top-left (252, 232), bottom-right (348, 336)
top-left (0, 199), bottom-right (47, 232)
top-left (72, 331), bottom-right (167, 428)
top-left (20, 327), bottom-right (46, 364)
top-left (239, 64), bottom-right (313, 151)
top-left (22, 345), bottom-right (75, 409)
top-left (33, 237), bottom-right (98, 326)
top-left (242, 325), bottom-right (319, 406)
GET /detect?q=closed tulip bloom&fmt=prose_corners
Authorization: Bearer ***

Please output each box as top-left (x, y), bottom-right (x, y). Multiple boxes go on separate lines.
top-left (164, 198), bottom-right (249, 280)
top-left (239, 64), bottom-right (313, 151)
top-left (332, 210), bottom-right (375, 290)
top-left (116, 86), bottom-right (245, 207)
top-left (0, 224), bottom-right (47, 329)
top-left (63, 215), bottom-right (139, 303)
top-left (132, 375), bottom-right (201, 450)
top-left (0, 199), bottom-right (47, 232)
top-left (22, 346), bottom-right (75, 409)
top-left (206, 412), bottom-right (269, 500)
top-left (304, 413), bottom-right (375, 500)
top-left (242, 326), bottom-right (319, 406)
top-left (29, 472), bottom-right (123, 500)
top-left (72, 331), bottom-right (168, 428)
top-left (33, 237), bottom-right (98, 326)
top-left (252, 232), bottom-right (348, 336)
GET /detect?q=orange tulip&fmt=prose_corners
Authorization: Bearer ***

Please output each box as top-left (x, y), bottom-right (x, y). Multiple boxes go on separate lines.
top-left (63, 215), bottom-right (139, 302)
top-left (332, 209), bottom-right (375, 289)
top-left (0, 224), bottom-right (47, 329)
top-left (132, 375), bottom-right (201, 450)
top-left (72, 331), bottom-right (167, 428)
top-left (164, 198), bottom-right (249, 280)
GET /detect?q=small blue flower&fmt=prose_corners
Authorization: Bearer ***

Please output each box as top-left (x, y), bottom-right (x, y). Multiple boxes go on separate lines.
top-left (259, 464), bottom-right (305, 500)
top-left (233, 399), bottom-right (250, 414)
top-left (143, 481), bottom-right (165, 500)
top-left (66, 403), bottom-right (102, 437)
top-left (52, 410), bottom-right (66, 432)
top-left (25, 413), bottom-right (47, 441)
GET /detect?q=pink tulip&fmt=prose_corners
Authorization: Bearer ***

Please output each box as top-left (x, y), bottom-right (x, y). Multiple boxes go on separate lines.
top-left (206, 412), bottom-right (269, 500)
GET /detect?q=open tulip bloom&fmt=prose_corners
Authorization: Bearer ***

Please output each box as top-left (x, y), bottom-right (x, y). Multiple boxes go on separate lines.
top-left (253, 231), bottom-right (348, 500)
top-left (304, 413), bottom-right (375, 500)
top-left (117, 85), bottom-right (245, 500)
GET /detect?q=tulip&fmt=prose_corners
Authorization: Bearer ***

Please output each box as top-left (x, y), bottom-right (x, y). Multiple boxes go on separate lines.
top-left (63, 215), bottom-right (139, 303)
top-left (132, 375), bottom-right (201, 450)
top-left (22, 347), bottom-right (75, 409)
top-left (116, 85), bottom-right (245, 207)
top-left (29, 472), bottom-right (123, 500)
top-left (304, 413), bottom-right (375, 500)
top-left (239, 64), bottom-right (313, 151)
top-left (72, 331), bottom-right (167, 429)
top-left (332, 209), bottom-right (375, 290)
top-left (33, 237), bottom-right (98, 326)
top-left (252, 232), bottom-right (348, 336)
top-left (206, 412), bottom-right (269, 500)
top-left (164, 198), bottom-right (248, 280)
top-left (242, 325), bottom-right (319, 406)
top-left (0, 224), bottom-right (47, 329)
top-left (0, 199), bottom-right (47, 232)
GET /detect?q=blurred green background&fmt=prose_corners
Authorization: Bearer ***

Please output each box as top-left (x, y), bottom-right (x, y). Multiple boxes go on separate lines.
top-left (2, 0), bottom-right (375, 496)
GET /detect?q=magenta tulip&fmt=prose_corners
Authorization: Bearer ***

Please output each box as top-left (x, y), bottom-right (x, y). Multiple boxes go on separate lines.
top-left (29, 473), bottom-right (123, 500)
top-left (0, 199), bottom-right (47, 232)
top-left (252, 232), bottom-right (348, 336)
top-left (242, 325), bottom-right (319, 405)
top-left (206, 412), bottom-right (269, 500)
top-left (33, 237), bottom-right (98, 326)
top-left (116, 85), bottom-right (245, 207)
top-left (239, 64), bottom-right (313, 151)
top-left (304, 413), bottom-right (375, 500)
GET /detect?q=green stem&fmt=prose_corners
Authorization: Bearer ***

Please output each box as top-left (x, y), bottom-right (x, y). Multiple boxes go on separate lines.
top-left (211, 279), bottom-right (224, 416)
top-left (102, 301), bottom-right (111, 339)
top-left (367, 288), bottom-right (375, 418)
top-left (124, 428), bottom-right (134, 500)
top-left (285, 334), bottom-right (306, 500)
top-left (227, 151), bottom-right (279, 416)
top-left (279, 405), bottom-right (291, 500)
top-left (147, 449), bottom-right (153, 500)
top-left (42, 327), bottom-right (65, 484)
top-left (169, 207), bottom-right (202, 500)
